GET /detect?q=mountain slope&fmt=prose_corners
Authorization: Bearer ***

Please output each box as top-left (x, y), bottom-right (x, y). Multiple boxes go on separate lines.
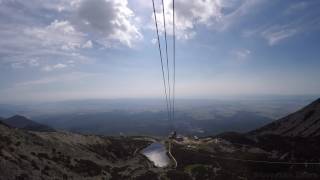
top-left (0, 122), bottom-right (158, 180)
top-left (2, 115), bottom-right (55, 132)
top-left (251, 98), bottom-right (320, 137)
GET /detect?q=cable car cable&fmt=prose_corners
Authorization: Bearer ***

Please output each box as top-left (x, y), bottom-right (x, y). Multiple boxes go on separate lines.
top-left (152, 0), bottom-right (171, 122)
top-left (161, 0), bottom-right (172, 122)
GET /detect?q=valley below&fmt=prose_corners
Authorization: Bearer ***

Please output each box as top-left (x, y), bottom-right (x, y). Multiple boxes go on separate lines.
top-left (1, 97), bottom-right (320, 179)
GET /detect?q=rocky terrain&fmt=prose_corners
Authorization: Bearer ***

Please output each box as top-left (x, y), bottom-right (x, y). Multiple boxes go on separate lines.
top-left (0, 98), bottom-right (320, 179)
top-left (0, 122), bottom-right (164, 180)
top-left (252, 98), bottom-right (320, 137)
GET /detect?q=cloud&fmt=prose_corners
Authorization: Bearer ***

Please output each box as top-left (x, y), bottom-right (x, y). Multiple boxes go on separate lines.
top-left (42, 63), bottom-right (68, 72)
top-left (16, 72), bottom-right (94, 86)
top-left (151, 0), bottom-right (221, 39)
top-left (242, 1), bottom-right (320, 46)
top-left (25, 20), bottom-right (87, 51)
top-left (217, 0), bottom-right (267, 31)
top-left (54, 63), bottom-right (68, 69)
top-left (82, 40), bottom-right (93, 48)
top-left (9, 59), bottom-right (40, 69)
top-left (73, 0), bottom-right (142, 47)
top-left (231, 48), bottom-right (251, 61)
top-left (0, 1), bottom-right (92, 70)
top-left (150, 0), bottom-right (264, 40)
top-left (284, 2), bottom-right (308, 15)
top-left (245, 14), bottom-right (319, 46)
top-left (261, 26), bottom-right (298, 46)
top-left (0, 0), bottom-right (141, 71)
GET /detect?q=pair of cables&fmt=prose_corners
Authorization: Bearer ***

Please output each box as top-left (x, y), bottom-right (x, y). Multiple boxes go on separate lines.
top-left (152, 0), bottom-right (176, 127)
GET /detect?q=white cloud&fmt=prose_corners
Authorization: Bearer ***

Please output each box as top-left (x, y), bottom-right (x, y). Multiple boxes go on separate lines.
top-left (10, 59), bottom-right (40, 69)
top-left (231, 48), bottom-right (251, 61)
top-left (151, 0), bottom-right (222, 39)
top-left (82, 40), bottom-right (93, 48)
top-left (261, 26), bottom-right (298, 46)
top-left (244, 25), bottom-right (299, 46)
top-left (54, 63), bottom-right (68, 69)
top-left (242, 1), bottom-right (319, 46)
top-left (284, 2), bottom-right (308, 15)
top-left (150, 0), bottom-right (264, 40)
top-left (73, 0), bottom-right (142, 47)
top-left (0, 0), bottom-right (141, 71)
top-left (0, 20), bottom-right (92, 70)
top-left (42, 63), bottom-right (68, 72)
top-left (25, 20), bottom-right (87, 51)
top-left (16, 72), bottom-right (94, 86)
top-left (217, 0), bottom-right (266, 31)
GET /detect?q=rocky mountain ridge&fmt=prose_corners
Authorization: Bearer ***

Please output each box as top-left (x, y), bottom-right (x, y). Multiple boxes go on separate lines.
top-left (251, 98), bottom-right (320, 137)
top-left (1, 115), bottom-right (55, 132)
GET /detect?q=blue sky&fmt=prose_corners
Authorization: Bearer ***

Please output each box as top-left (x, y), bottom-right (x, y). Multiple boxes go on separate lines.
top-left (0, 0), bottom-right (319, 103)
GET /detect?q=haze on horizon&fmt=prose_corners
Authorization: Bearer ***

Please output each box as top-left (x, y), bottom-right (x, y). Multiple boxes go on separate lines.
top-left (0, 0), bottom-right (320, 103)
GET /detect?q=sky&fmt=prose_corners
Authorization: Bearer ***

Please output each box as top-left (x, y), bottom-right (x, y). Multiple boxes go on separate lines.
top-left (0, 0), bottom-right (320, 103)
